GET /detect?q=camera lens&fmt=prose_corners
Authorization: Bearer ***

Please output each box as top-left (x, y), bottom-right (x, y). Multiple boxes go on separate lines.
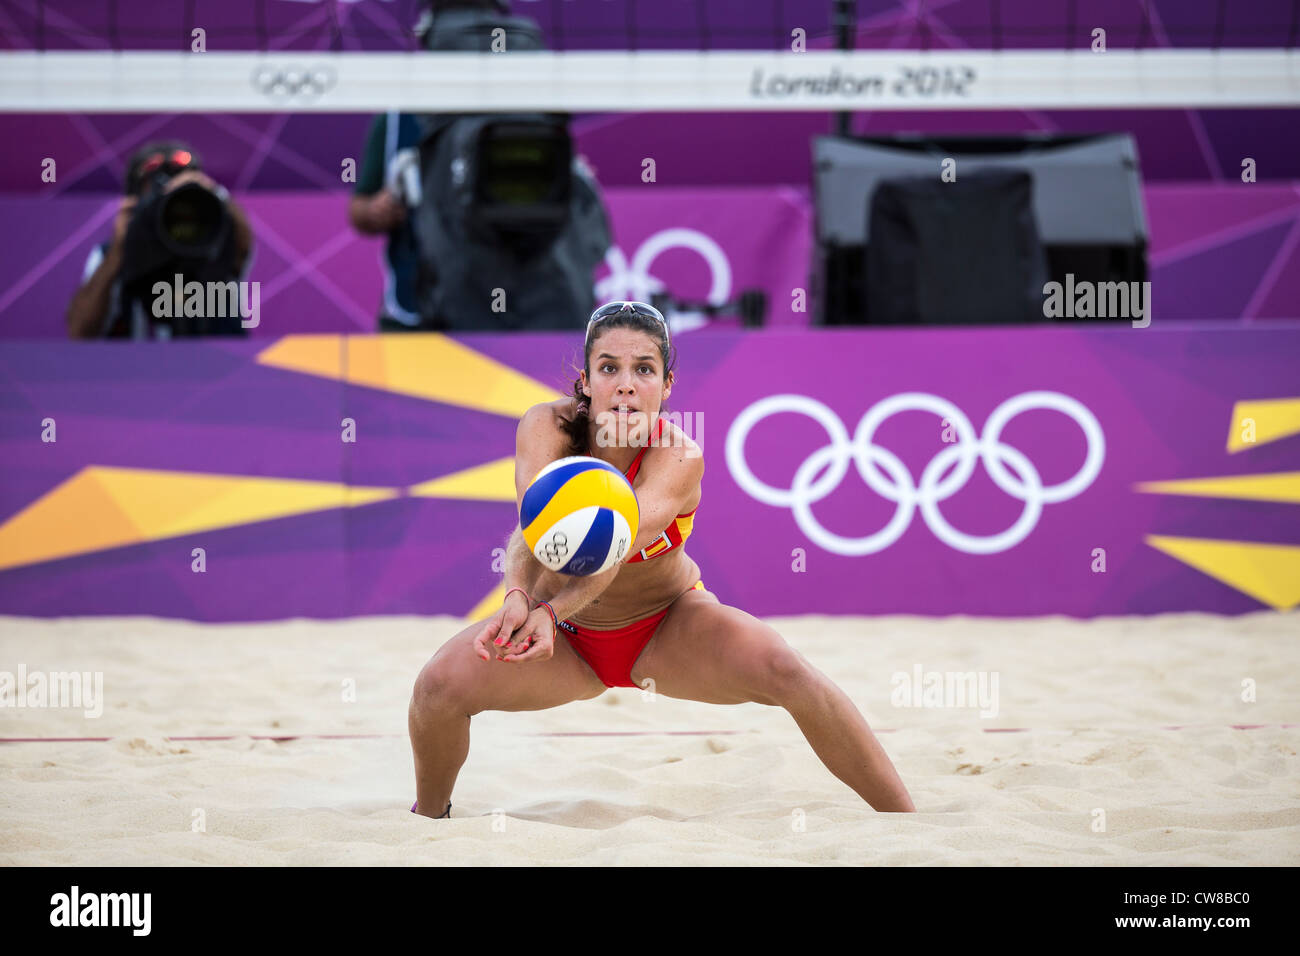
top-left (481, 130), bottom-right (564, 206)
top-left (159, 184), bottom-right (224, 254)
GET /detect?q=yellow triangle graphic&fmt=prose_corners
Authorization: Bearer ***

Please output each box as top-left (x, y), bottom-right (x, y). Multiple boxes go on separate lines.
top-left (0, 468), bottom-right (142, 572)
top-left (1145, 535), bottom-right (1300, 611)
top-left (1228, 398), bottom-right (1300, 452)
top-left (408, 457), bottom-right (517, 502)
top-left (0, 466), bottom-right (397, 572)
top-left (253, 333), bottom-right (345, 379)
top-left (256, 334), bottom-right (562, 417)
top-left (1136, 471), bottom-right (1300, 504)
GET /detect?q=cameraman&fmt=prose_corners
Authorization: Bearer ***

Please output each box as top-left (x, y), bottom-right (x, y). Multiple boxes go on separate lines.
top-left (346, 2), bottom-right (494, 331)
top-left (66, 141), bottom-right (254, 339)
top-left (354, 0), bottom-right (609, 332)
top-left (350, 0), bottom-right (582, 332)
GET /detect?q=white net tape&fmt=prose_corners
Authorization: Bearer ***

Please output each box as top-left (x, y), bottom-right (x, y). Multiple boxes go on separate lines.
top-left (2, 48), bottom-right (1299, 112)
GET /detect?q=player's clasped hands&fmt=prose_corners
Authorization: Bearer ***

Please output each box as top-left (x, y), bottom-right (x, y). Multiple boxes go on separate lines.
top-left (472, 593), bottom-right (556, 664)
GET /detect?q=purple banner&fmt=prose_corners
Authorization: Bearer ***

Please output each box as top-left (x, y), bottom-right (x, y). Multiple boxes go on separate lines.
top-left (0, 186), bottom-right (812, 337)
top-left (3, 183), bottom-right (1298, 340)
top-left (2, 108), bottom-right (1298, 194)
top-left (1, 324), bottom-right (1297, 621)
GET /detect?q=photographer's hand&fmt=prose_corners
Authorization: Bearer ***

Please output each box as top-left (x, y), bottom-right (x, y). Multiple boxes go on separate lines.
top-left (66, 196), bottom-right (136, 339)
top-left (110, 195), bottom-right (137, 251)
top-left (348, 188), bottom-right (407, 235)
top-left (373, 189), bottom-right (408, 229)
top-left (226, 195), bottom-right (254, 273)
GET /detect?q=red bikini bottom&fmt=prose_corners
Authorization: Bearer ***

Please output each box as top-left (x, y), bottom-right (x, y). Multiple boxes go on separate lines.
top-left (559, 580), bottom-right (707, 688)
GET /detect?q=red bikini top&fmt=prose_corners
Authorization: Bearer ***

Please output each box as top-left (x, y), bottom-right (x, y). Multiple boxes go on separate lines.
top-left (622, 417), bottom-right (698, 563)
top-left (623, 417), bottom-right (665, 485)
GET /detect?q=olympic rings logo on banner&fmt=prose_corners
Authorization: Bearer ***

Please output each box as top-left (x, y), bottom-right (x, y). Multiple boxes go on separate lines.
top-left (596, 228), bottom-right (732, 307)
top-left (725, 392), bottom-right (1105, 555)
top-left (250, 64), bottom-right (337, 102)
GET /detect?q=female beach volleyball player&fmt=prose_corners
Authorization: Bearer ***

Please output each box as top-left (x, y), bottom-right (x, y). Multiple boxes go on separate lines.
top-left (408, 301), bottom-right (915, 817)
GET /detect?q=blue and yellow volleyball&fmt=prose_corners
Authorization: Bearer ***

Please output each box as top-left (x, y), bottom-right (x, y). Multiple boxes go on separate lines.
top-left (521, 456), bottom-right (640, 576)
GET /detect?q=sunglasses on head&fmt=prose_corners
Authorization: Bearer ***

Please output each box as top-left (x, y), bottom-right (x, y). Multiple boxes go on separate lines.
top-left (137, 149), bottom-right (195, 180)
top-left (585, 301), bottom-right (670, 347)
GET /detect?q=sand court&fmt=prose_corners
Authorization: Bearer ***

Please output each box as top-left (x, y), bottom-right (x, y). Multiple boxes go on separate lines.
top-left (2, 611), bottom-right (1296, 866)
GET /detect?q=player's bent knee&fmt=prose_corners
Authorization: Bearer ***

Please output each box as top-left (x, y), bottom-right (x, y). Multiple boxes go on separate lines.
top-left (749, 641), bottom-right (816, 706)
top-left (411, 657), bottom-right (475, 721)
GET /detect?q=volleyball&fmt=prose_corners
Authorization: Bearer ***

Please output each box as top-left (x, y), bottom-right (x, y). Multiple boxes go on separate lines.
top-left (520, 456), bottom-right (640, 576)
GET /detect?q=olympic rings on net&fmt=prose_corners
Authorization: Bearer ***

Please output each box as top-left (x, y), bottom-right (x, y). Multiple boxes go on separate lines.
top-left (250, 63), bottom-right (337, 102)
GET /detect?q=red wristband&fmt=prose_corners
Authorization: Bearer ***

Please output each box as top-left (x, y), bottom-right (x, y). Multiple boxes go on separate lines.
top-left (504, 586), bottom-right (530, 606)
